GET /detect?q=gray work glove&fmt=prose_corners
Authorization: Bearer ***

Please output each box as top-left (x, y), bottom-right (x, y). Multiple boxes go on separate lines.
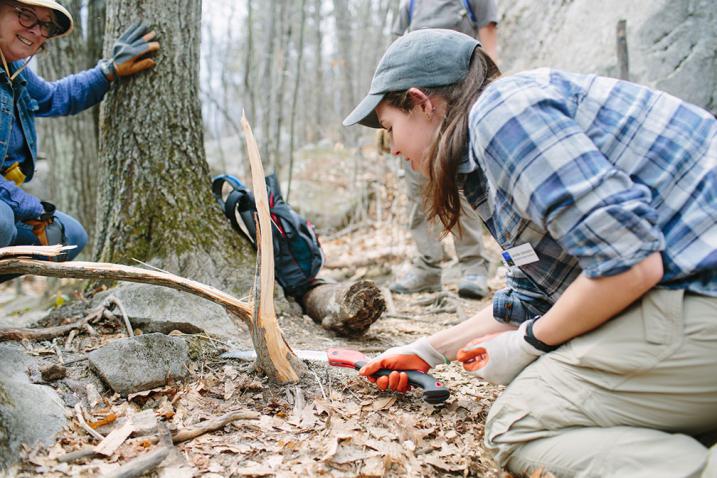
top-left (99, 20), bottom-right (160, 81)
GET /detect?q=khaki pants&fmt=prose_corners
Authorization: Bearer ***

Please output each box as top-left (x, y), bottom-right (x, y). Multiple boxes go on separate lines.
top-left (404, 163), bottom-right (489, 276)
top-left (485, 289), bottom-right (717, 478)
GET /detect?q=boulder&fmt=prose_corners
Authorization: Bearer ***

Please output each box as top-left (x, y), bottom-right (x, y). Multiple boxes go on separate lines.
top-left (93, 284), bottom-right (243, 338)
top-left (497, 0), bottom-right (717, 113)
top-left (0, 344), bottom-right (66, 468)
top-left (88, 333), bottom-right (189, 395)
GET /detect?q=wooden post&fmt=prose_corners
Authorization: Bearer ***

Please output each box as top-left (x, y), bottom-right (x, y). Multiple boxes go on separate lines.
top-left (616, 19), bottom-right (629, 81)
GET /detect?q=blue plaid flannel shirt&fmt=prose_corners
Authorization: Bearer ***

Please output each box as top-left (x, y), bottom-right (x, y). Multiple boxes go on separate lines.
top-left (460, 68), bottom-right (717, 324)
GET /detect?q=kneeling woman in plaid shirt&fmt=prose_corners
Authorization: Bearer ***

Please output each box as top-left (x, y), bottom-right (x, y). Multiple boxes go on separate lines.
top-left (344, 29), bottom-right (717, 477)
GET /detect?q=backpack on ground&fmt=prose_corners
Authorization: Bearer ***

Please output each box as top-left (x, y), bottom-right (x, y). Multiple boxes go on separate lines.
top-left (212, 173), bottom-right (324, 301)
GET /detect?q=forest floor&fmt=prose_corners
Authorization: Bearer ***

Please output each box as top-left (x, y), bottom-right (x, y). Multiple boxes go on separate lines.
top-left (2, 137), bottom-right (551, 478)
top-left (2, 221), bottom-right (534, 478)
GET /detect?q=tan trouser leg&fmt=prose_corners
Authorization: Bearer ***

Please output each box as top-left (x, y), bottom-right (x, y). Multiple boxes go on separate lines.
top-left (704, 444), bottom-right (717, 478)
top-left (404, 163), bottom-right (489, 275)
top-left (485, 289), bottom-right (717, 478)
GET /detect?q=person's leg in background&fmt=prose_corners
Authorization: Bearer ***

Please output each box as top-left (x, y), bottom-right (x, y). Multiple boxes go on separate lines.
top-left (390, 163), bottom-right (443, 293)
top-left (1, 209), bottom-right (88, 282)
top-left (454, 195), bottom-right (490, 298)
top-left (0, 201), bottom-right (20, 283)
top-left (391, 162), bottom-right (491, 297)
top-left (0, 201), bottom-right (18, 249)
top-left (484, 289), bottom-right (717, 478)
top-left (704, 444), bottom-right (717, 477)
top-left (13, 210), bottom-right (88, 261)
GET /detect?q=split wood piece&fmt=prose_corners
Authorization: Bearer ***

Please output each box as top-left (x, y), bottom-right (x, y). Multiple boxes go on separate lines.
top-left (303, 281), bottom-right (386, 337)
top-left (0, 248), bottom-right (294, 383)
top-left (75, 404), bottom-right (104, 441)
top-left (241, 111), bottom-right (304, 382)
top-left (58, 409), bottom-right (261, 464)
top-left (0, 244), bottom-right (70, 260)
top-left (94, 421), bottom-right (134, 456)
top-left (99, 422), bottom-right (173, 478)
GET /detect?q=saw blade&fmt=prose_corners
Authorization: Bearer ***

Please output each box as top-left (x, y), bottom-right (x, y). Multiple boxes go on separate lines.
top-left (221, 349), bottom-right (329, 362)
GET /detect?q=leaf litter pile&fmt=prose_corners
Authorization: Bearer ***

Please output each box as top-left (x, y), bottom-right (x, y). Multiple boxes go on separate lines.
top-left (6, 171), bottom-right (556, 477)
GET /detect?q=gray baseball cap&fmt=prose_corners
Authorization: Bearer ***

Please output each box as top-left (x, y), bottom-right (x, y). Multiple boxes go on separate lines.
top-left (343, 29), bottom-right (480, 128)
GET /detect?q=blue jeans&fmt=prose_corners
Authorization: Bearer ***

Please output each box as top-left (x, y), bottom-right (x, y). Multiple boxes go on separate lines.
top-left (0, 200), bottom-right (87, 282)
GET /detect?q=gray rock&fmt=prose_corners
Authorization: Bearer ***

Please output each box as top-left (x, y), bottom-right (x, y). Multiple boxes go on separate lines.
top-left (0, 293), bottom-right (51, 329)
top-left (88, 334), bottom-right (189, 396)
top-left (0, 344), bottom-right (66, 468)
top-left (497, 0), bottom-right (717, 113)
top-left (93, 284), bottom-right (243, 339)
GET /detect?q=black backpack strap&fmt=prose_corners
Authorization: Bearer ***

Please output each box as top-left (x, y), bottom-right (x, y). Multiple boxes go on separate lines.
top-left (212, 175), bottom-right (258, 244)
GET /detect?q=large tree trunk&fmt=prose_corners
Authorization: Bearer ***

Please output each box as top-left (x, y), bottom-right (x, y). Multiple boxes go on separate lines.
top-left (94, 0), bottom-right (253, 293)
top-left (35, 0), bottom-right (105, 246)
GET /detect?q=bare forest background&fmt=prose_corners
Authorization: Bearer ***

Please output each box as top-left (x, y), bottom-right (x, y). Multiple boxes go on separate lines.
top-left (33, 0), bottom-right (398, 256)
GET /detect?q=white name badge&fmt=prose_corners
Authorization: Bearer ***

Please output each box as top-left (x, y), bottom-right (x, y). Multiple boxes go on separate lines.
top-left (501, 243), bottom-right (539, 267)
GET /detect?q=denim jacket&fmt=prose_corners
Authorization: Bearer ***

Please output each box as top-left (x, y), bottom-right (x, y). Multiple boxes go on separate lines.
top-left (0, 61), bottom-right (110, 220)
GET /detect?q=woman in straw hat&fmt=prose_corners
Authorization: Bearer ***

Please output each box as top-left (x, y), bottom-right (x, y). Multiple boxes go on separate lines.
top-left (345, 28), bottom-right (717, 477)
top-left (0, 0), bottom-right (158, 271)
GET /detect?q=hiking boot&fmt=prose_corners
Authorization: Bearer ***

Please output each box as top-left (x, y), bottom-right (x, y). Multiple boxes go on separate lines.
top-left (457, 274), bottom-right (489, 299)
top-left (389, 264), bottom-right (442, 294)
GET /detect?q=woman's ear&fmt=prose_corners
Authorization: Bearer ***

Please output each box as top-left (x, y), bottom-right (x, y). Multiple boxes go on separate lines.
top-left (406, 87), bottom-right (436, 118)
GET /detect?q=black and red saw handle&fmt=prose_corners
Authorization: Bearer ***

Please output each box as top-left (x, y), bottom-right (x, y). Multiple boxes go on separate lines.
top-left (327, 348), bottom-right (450, 405)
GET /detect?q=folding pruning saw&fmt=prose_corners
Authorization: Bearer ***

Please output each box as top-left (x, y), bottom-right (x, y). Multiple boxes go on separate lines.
top-left (221, 347), bottom-right (450, 405)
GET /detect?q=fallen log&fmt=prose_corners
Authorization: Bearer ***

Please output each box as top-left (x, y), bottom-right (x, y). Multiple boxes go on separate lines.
top-left (303, 281), bottom-right (385, 336)
top-left (0, 316), bottom-right (91, 342)
top-left (0, 251), bottom-right (298, 383)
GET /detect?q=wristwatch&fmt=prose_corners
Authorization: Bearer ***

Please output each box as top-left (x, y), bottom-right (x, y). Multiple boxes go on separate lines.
top-left (524, 316), bottom-right (560, 353)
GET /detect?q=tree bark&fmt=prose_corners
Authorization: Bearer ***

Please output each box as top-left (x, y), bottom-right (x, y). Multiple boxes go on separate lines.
top-left (331, 0), bottom-right (357, 146)
top-left (35, 0), bottom-right (105, 244)
top-left (286, 0), bottom-right (307, 202)
top-left (94, 0), bottom-right (254, 293)
top-left (270, 1), bottom-right (292, 176)
top-left (303, 281), bottom-right (385, 336)
top-left (258, 1), bottom-right (277, 164)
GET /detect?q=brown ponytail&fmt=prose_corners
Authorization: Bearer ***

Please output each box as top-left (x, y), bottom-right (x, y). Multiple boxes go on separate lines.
top-left (384, 48), bottom-right (500, 233)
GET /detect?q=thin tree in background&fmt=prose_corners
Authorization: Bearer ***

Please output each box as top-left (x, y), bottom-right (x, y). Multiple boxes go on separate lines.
top-left (94, 0), bottom-right (254, 292)
top-left (286, 0), bottom-right (307, 202)
top-left (258, 1), bottom-right (277, 165)
top-left (270, 1), bottom-right (293, 176)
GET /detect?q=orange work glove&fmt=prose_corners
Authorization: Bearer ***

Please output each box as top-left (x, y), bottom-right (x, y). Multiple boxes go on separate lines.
top-left (359, 337), bottom-right (447, 393)
top-left (456, 320), bottom-right (548, 385)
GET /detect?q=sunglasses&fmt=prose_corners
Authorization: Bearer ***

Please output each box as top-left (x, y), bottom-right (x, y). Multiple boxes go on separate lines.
top-left (14, 6), bottom-right (61, 38)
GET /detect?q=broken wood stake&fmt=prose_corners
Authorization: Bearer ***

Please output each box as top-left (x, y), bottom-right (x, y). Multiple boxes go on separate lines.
top-left (241, 111), bottom-right (304, 383)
